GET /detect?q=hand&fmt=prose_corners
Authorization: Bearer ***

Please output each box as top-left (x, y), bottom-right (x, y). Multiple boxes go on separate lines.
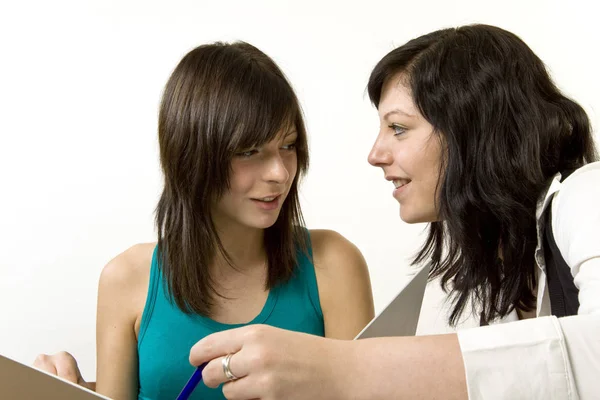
top-left (33, 351), bottom-right (96, 391)
top-left (190, 325), bottom-right (354, 400)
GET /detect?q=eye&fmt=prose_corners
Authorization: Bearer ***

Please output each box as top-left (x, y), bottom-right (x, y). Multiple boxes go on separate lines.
top-left (389, 124), bottom-right (406, 136)
top-left (236, 149), bottom-right (258, 157)
top-left (281, 142), bottom-right (297, 151)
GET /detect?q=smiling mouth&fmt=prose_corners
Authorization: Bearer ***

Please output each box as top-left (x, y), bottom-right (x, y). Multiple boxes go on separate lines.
top-left (252, 194), bottom-right (281, 202)
top-left (393, 179), bottom-right (411, 189)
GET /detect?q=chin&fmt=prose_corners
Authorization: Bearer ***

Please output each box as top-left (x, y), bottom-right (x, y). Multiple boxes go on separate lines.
top-left (399, 208), bottom-right (435, 224)
top-left (250, 216), bottom-right (280, 229)
top-left (256, 222), bottom-right (278, 230)
top-left (399, 213), bottom-right (418, 224)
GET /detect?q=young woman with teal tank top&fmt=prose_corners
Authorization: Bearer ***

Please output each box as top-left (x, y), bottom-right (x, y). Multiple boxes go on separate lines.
top-left (89, 42), bottom-right (375, 399)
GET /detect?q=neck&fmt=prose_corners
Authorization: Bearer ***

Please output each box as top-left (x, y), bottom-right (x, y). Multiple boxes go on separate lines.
top-left (212, 221), bottom-right (267, 274)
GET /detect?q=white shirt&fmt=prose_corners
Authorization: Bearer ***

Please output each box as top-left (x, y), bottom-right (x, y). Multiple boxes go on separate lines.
top-left (456, 161), bottom-right (600, 400)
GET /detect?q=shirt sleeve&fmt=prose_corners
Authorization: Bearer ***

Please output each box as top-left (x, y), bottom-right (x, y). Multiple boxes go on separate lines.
top-left (551, 163), bottom-right (600, 398)
top-left (457, 316), bottom-right (582, 399)
top-left (552, 163), bottom-right (600, 281)
top-left (457, 163), bottom-right (600, 400)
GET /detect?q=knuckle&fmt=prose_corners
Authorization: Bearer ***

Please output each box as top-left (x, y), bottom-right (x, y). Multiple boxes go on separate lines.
top-left (33, 354), bottom-right (48, 365)
top-left (57, 351), bottom-right (73, 361)
top-left (62, 370), bottom-right (78, 383)
top-left (202, 375), bottom-right (216, 388)
top-left (245, 324), bottom-right (266, 341)
top-left (257, 343), bottom-right (274, 366)
top-left (199, 336), bottom-right (215, 355)
top-left (248, 349), bottom-right (267, 370)
top-left (259, 373), bottom-right (275, 391)
top-left (202, 363), bottom-right (220, 388)
top-left (221, 382), bottom-right (235, 399)
top-left (247, 353), bottom-right (260, 370)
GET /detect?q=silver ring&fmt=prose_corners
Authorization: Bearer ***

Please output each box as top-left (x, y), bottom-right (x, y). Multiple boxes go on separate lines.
top-left (222, 353), bottom-right (239, 381)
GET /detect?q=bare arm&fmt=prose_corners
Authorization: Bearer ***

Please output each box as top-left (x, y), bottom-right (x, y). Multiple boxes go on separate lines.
top-left (311, 229), bottom-right (375, 339)
top-left (189, 324), bottom-right (467, 400)
top-left (96, 245), bottom-right (150, 400)
top-left (351, 334), bottom-right (467, 399)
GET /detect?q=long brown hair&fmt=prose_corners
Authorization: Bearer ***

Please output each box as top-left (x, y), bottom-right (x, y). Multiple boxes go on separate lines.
top-left (155, 42), bottom-right (310, 316)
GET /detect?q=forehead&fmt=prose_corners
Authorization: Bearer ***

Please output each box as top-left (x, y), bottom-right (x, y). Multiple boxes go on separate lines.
top-left (242, 121), bottom-right (298, 149)
top-left (256, 126), bottom-right (297, 147)
top-left (378, 73), bottom-right (419, 118)
top-left (277, 122), bottom-right (298, 138)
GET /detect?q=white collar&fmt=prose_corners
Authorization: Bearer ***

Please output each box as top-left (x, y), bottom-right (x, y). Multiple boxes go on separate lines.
top-left (535, 172), bottom-right (564, 223)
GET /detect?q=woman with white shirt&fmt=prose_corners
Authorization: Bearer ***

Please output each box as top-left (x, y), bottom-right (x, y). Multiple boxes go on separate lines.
top-left (35, 23), bottom-right (599, 399)
top-left (188, 24), bottom-right (600, 399)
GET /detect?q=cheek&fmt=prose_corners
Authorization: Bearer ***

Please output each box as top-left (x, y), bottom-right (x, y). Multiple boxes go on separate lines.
top-left (228, 167), bottom-right (255, 196)
top-left (406, 144), bottom-right (441, 205)
top-left (391, 145), bottom-right (413, 176)
top-left (425, 144), bottom-right (443, 189)
top-left (413, 137), bottom-right (442, 183)
top-left (285, 155), bottom-right (298, 180)
top-left (421, 147), bottom-right (443, 215)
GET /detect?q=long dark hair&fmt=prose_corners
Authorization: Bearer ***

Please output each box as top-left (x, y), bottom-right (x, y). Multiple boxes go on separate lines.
top-left (368, 24), bottom-right (598, 325)
top-left (156, 41), bottom-right (310, 316)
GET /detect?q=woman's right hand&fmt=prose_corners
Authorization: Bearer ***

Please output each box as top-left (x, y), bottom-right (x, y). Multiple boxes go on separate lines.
top-left (190, 324), bottom-right (356, 400)
top-left (33, 351), bottom-right (96, 391)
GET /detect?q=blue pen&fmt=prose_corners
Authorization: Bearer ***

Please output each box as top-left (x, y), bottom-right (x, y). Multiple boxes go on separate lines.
top-left (176, 362), bottom-right (208, 400)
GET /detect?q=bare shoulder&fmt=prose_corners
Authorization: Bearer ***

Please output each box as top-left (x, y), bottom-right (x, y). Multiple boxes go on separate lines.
top-left (98, 242), bottom-right (156, 318)
top-left (308, 230), bottom-right (374, 339)
top-left (308, 229), bottom-right (373, 296)
top-left (309, 229), bottom-right (366, 275)
top-left (96, 243), bottom-right (155, 397)
top-left (100, 243), bottom-right (155, 287)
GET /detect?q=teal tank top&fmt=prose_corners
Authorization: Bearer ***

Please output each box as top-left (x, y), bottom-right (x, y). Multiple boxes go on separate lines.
top-left (137, 243), bottom-right (324, 400)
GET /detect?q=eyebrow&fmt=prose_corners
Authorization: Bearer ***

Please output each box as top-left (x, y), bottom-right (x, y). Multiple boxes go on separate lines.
top-left (383, 108), bottom-right (416, 120)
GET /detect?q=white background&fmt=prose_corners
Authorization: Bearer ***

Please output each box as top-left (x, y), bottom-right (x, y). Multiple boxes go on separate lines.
top-left (1, 0), bottom-right (598, 380)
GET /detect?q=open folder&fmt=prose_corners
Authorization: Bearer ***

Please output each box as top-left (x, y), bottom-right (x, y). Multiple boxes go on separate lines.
top-left (0, 354), bottom-right (109, 399)
top-left (355, 265), bottom-right (429, 339)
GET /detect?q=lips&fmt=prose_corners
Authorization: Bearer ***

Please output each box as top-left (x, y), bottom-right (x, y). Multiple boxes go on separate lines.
top-left (251, 194), bottom-right (281, 202)
top-left (251, 194), bottom-right (282, 211)
top-left (391, 179), bottom-right (411, 200)
top-left (393, 179), bottom-right (411, 189)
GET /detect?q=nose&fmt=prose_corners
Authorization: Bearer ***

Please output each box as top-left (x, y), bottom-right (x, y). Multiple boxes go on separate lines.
top-left (368, 133), bottom-right (393, 167)
top-left (264, 153), bottom-right (290, 183)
